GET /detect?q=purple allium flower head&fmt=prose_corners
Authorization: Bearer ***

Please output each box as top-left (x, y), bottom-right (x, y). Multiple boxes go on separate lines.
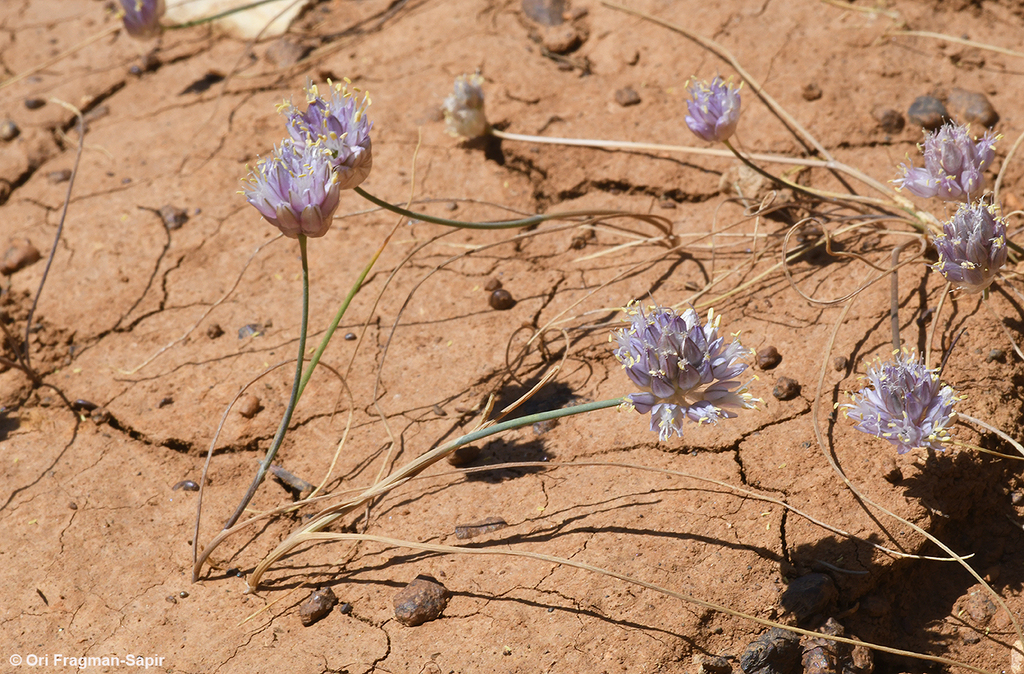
top-left (242, 140), bottom-right (342, 239)
top-left (613, 302), bottom-right (757, 441)
top-left (442, 73), bottom-right (488, 139)
top-left (281, 80), bottom-right (372, 190)
top-left (933, 200), bottom-right (1008, 294)
top-left (843, 351), bottom-right (958, 454)
top-left (685, 77), bottom-right (742, 143)
top-left (119, 0), bottom-right (165, 39)
top-left (895, 122), bottom-right (998, 201)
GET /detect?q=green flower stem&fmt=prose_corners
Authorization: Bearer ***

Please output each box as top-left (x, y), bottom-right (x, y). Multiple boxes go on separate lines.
top-left (353, 186), bottom-right (669, 235)
top-left (245, 396), bottom-right (626, 587)
top-left (222, 234), bottom-right (310, 531)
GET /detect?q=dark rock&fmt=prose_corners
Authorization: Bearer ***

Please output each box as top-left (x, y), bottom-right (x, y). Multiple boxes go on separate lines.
top-left (344, 332), bottom-right (357, 340)
top-left (542, 24), bottom-right (581, 53)
top-left (484, 277), bottom-right (502, 291)
top-left (757, 346), bottom-right (782, 370)
top-left (165, 595), bottom-right (178, 604)
top-left (339, 602), bottom-right (352, 615)
top-left (740, 627), bottom-right (802, 674)
top-left (872, 108), bottom-right (904, 134)
top-left (90, 407), bottom-right (111, 424)
top-left (802, 83), bottom-right (822, 101)
top-left (265, 39), bottom-right (309, 68)
top-left (47, 169), bottom-right (72, 183)
top-left (160, 205), bottom-right (189, 230)
top-left (299, 586), bottom-right (337, 626)
top-left (986, 348), bottom-right (1006, 363)
top-left (1, 241), bottom-right (41, 275)
top-left (24, 98), bottom-right (45, 110)
top-left (158, 396), bottom-right (173, 408)
top-left (773, 377), bottom-right (801, 401)
top-left (205, 323), bottom-right (224, 339)
top-left (0, 120), bottom-right (19, 141)
top-left (393, 575), bottom-right (450, 626)
top-left (522, 0), bottom-right (565, 25)
top-left (947, 87), bottom-right (999, 128)
top-left (965, 586), bottom-right (998, 624)
top-left (172, 480), bottom-right (200, 492)
top-left (237, 394), bottom-right (262, 419)
top-left (489, 288), bottom-right (516, 310)
top-left (615, 87), bottom-right (641, 107)
top-left (779, 573), bottom-right (836, 622)
top-left (447, 444), bottom-right (481, 467)
top-left (832, 356), bottom-right (848, 372)
top-left (907, 96), bottom-right (949, 131)
top-left (455, 516), bottom-right (509, 539)
top-left (697, 655), bottom-right (733, 674)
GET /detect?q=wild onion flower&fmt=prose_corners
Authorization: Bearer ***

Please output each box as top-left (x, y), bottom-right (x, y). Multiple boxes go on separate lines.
top-left (242, 140), bottom-right (341, 239)
top-left (613, 302), bottom-right (756, 441)
top-left (933, 201), bottom-right (1008, 294)
top-left (119, 0), bottom-right (165, 39)
top-left (684, 77), bottom-right (742, 143)
top-left (281, 81), bottom-right (373, 190)
top-left (895, 122), bottom-right (998, 201)
top-left (442, 73), bottom-right (488, 139)
top-left (843, 351), bottom-right (958, 454)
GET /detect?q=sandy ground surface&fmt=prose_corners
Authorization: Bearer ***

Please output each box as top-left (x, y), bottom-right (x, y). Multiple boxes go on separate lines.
top-left (3, 0), bottom-right (1024, 672)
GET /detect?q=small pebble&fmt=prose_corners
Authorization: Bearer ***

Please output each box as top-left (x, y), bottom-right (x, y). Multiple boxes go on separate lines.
top-left (264, 38), bottom-right (308, 68)
top-left (696, 655), bottom-right (732, 674)
top-left (68, 502), bottom-right (78, 510)
top-left (24, 98), bottom-right (45, 110)
top-left (615, 87), bottom-right (641, 107)
top-left (179, 591), bottom-right (189, 598)
top-left (484, 277), bottom-right (503, 291)
top-left (489, 288), bottom-right (516, 310)
top-left (447, 444), bottom-right (481, 467)
top-left (446, 201), bottom-right (459, 211)
top-left (779, 573), bottom-right (836, 622)
top-left (165, 595), bottom-right (178, 604)
top-left (454, 516), bottom-right (509, 540)
top-left (72, 399), bottom-right (99, 412)
top-left (740, 627), bottom-right (801, 674)
top-left (872, 107), bottom-right (905, 134)
top-left (907, 96), bottom-right (949, 131)
top-left (393, 575), bottom-right (450, 626)
top-left (832, 356), bottom-right (848, 371)
top-left (343, 332), bottom-right (357, 341)
top-left (299, 586), bottom-right (338, 626)
top-left (205, 323), bottom-right (224, 339)
top-left (522, 0), bottom-right (565, 26)
top-left (965, 586), bottom-right (998, 624)
top-left (339, 602), bottom-right (352, 615)
top-left (172, 480), bottom-right (200, 492)
top-left (801, 83), bottom-right (822, 101)
top-left (541, 24), bottom-right (581, 54)
top-left (90, 407), bottom-right (111, 424)
top-left (757, 346), bottom-right (782, 370)
top-left (947, 87), bottom-right (999, 128)
top-left (0, 120), bottom-right (20, 141)
top-left (1, 241), bottom-right (41, 276)
top-left (1011, 490), bottom-right (1024, 506)
top-left (158, 396), bottom-right (173, 408)
top-left (772, 377), bottom-right (800, 401)
top-left (160, 205), bottom-right (189, 230)
top-left (47, 169), bottom-right (72, 184)
top-left (238, 323), bottom-right (263, 339)
top-left (533, 418), bottom-right (559, 434)
top-left (987, 348), bottom-right (1006, 363)
top-left (237, 394), bottom-right (262, 419)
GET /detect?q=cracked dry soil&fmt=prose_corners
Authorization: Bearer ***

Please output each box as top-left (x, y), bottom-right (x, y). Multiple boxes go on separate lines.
top-left (3, 0), bottom-right (1024, 672)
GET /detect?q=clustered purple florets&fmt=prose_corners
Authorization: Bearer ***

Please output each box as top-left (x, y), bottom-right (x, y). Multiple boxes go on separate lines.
top-left (119, 0), bottom-right (165, 39)
top-left (613, 302), bottom-right (756, 441)
top-left (684, 77), bottom-right (742, 143)
top-left (243, 81), bottom-right (372, 238)
top-left (242, 141), bottom-right (342, 239)
top-left (281, 81), bottom-right (373, 191)
top-left (843, 351), bottom-right (958, 454)
top-left (895, 122), bottom-right (997, 201)
top-left (933, 201), bottom-right (1008, 294)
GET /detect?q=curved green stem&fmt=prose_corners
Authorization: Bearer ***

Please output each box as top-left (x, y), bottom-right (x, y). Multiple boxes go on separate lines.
top-left (246, 396), bottom-right (626, 587)
top-left (222, 234), bottom-right (310, 531)
top-left (354, 186), bottom-right (564, 230)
